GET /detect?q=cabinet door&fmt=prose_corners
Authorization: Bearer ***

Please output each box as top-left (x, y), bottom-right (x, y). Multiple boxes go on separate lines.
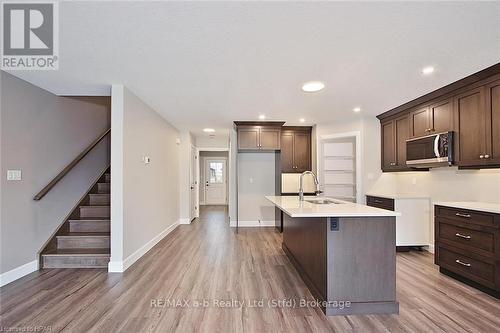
top-left (485, 80), bottom-right (500, 165)
top-left (410, 107), bottom-right (430, 137)
top-left (259, 128), bottom-right (281, 150)
top-left (280, 131), bottom-right (295, 172)
top-left (238, 128), bottom-right (259, 150)
top-left (381, 120), bottom-right (395, 170)
top-left (294, 132), bottom-right (311, 172)
top-left (430, 98), bottom-right (453, 133)
top-left (395, 116), bottom-right (409, 167)
top-left (455, 87), bottom-right (486, 167)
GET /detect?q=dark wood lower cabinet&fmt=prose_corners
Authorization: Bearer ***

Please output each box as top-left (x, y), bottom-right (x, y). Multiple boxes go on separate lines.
top-left (435, 205), bottom-right (500, 298)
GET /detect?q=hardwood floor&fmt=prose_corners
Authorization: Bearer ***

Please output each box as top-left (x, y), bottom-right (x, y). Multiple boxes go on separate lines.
top-left (1, 205), bottom-right (499, 332)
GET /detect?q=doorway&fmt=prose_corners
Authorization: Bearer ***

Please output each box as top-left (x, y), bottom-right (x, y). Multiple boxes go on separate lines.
top-left (318, 132), bottom-right (362, 203)
top-left (199, 150), bottom-right (229, 206)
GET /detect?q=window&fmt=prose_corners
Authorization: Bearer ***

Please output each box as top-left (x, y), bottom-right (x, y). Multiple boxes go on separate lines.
top-left (209, 162), bottom-right (224, 184)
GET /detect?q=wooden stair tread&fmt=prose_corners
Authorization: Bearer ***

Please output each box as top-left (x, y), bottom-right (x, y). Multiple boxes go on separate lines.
top-left (79, 205), bottom-right (110, 209)
top-left (57, 232), bottom-right (110, 237)
top-left (43, 248), bottom-right (110, 256)
top-left (68, 218), bottom-right (110, 222)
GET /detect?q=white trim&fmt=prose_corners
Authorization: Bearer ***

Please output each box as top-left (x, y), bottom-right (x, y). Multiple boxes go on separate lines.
top-left (232, 220), bottom-right (275, 227)
top-left (110, 85), bottom-right (125, 268)
top-left (179, 218), bottom-right (191, 225)
top-left (426, 244), bottom-right (435, 254)
top-left (108, 220), bottom-right (179, 272)
top-left (317, 131), bottom-right (363, 204)
top-left (0, 259), bottom-right (38, 287)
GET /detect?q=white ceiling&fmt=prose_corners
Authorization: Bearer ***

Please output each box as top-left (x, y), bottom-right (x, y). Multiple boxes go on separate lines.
top-left (8, 1), bottom-right (500, 141)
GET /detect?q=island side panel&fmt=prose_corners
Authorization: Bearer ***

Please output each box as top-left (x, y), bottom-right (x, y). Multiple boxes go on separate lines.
top-left (327, 217), bottom-right (397, 309)
top-left (282, 213), bottom-right (327, 301)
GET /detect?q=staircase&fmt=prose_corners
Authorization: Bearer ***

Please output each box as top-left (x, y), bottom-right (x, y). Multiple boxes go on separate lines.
top-left (41, 171), bottom-right (111, 268)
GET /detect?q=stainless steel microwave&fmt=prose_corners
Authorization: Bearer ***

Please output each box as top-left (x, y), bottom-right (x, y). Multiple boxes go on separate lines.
top-left (406, 131), bottom-right (454, 168)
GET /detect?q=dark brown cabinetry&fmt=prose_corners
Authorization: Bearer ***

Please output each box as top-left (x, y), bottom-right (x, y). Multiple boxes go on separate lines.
top-left (378, 64), bottom-right (500, 171)
top-left (235, 122), bottom-right (284, 151)
top-left (455, 80), bottom-right (500, 168)
top-left (410, 99), bottom-right (453, 138)
top-left (454, 88), bottom-right (486, 167)
top-left (435, 205), bottom-right (500, 298)
top-left (381, 115), bottom-right (411, 172)
top-left (280, 127), bottom-right (312, 173)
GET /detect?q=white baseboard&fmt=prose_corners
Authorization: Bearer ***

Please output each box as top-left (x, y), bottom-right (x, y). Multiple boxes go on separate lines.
top-left (179, 218), bottom-right (191, 225)
top-left (426, 244), bottom-right (435, 254)
top-left (0, 259), bottom-right (38, 287)
top-left (108, 220), bottom-right (179, 273)
top-left (230, 220), bottom-right (275, 227)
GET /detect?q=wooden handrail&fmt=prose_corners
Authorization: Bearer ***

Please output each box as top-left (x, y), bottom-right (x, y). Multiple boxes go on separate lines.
top-left (33, 128), bottom-right (111, 201)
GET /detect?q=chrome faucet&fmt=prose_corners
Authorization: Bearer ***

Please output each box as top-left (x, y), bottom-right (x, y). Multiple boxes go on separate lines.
top-left (299, 171), bottom-right (320, 201)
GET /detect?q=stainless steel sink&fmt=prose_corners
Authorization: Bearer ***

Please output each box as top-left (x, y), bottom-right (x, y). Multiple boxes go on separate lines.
top-left (305, 199), bottom-right (339, 205)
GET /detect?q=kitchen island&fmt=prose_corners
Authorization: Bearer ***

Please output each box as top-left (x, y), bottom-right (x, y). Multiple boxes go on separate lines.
top-left (266, 195), bottom-right (401, 316)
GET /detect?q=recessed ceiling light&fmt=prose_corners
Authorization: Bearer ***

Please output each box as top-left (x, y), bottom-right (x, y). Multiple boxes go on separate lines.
top-left (299, 118), bottom-right (305, 123)
top-left (203, 128), bottom-right (215, 133)
top-left (353, 107), bottom-right (361, 113)
top-left (259, 114), bottom-right (266, 120)
top-left (421, 66), bottom-right (435, 75)
top-left (302, 81), bottom-right (325, 93)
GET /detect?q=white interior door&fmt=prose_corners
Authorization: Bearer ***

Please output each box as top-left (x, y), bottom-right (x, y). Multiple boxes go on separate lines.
top-left (205, 159), bottom-right (227, 205)
top-left (190, 146), bottom-right (198, 220)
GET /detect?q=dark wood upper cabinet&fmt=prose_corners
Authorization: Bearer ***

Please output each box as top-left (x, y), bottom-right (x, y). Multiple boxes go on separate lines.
top-left (410, 98), bottom-right (453, 138)
top-left (280, 127), bottom-right (312, 173)
top-left (259, 128), bottom-right (281, 150)
top-left (238, 128), bottom-right (260, 150)
top-left (378, 64), bottom-right (500, 171)
top-left (395, 115), bottom-right (409, 167)
top-left (235, 122), bottom-right (284, 151)
top-left (381, 115), bottom-right (410, 171)
top-left (454, 87), bottom-right (486, 167)
top-left (430, 98), bottom-right (453, 134)
top-left (485, 79), bottom-right (500, 166)
top-left (381, 120), bottom-right (396, 170)
top-left (410, 107), bottom-right (430, 137)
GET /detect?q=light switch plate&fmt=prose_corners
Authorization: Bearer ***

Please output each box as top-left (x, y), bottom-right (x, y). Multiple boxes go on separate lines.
top-left (7, 170), bottom-right (22, 181)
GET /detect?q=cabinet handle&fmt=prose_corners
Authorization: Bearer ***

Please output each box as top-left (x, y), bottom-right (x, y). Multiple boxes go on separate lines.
top-left (390, 162), bottom-right (396, 166)
top-left (455, 233), bottom-right (471, 240)
top-left (485, 154), bottom-right (490, 159)
top-left (455, 212), bottom-right (471, 218)
top-left (374, 199), bottom-right (383, 203)
top-left (479, 155), bottom-right (484, 159)
top-left (455, 259), bottom-right (471, 267)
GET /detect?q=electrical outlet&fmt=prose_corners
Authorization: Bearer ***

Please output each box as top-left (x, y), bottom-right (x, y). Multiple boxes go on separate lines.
top-left (330, 218), bottom-right (339, 231)
top-left (7, 170), bottom-right (22, 181)
top-left (411, 177), bottom-right (417, 185)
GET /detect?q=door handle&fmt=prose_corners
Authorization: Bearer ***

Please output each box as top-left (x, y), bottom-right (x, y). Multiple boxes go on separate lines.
top-left (455, 259), bottom-right (471, 267)
top-left (434, 134), bottom-right (440, 158)
top-left (455, 233), bottom-right (471, 240)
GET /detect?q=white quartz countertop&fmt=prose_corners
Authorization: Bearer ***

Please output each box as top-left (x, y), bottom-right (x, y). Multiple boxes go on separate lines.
top-left (266, 196), bottom-right (401, 218)
top-left (433, 202), bottom-right (500, 214)
top-left (365, 192), bottom-right (430, 200)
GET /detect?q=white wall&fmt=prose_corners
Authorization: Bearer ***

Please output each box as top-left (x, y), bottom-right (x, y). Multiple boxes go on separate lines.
top-left (196, 133), bottom-right (229, 149)
top-left (236, 153), bottom-right (276, 226)
top-left (1, 72), bottom-right (110, 283)
top-left (109, 85), bottom-right (180, 272)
